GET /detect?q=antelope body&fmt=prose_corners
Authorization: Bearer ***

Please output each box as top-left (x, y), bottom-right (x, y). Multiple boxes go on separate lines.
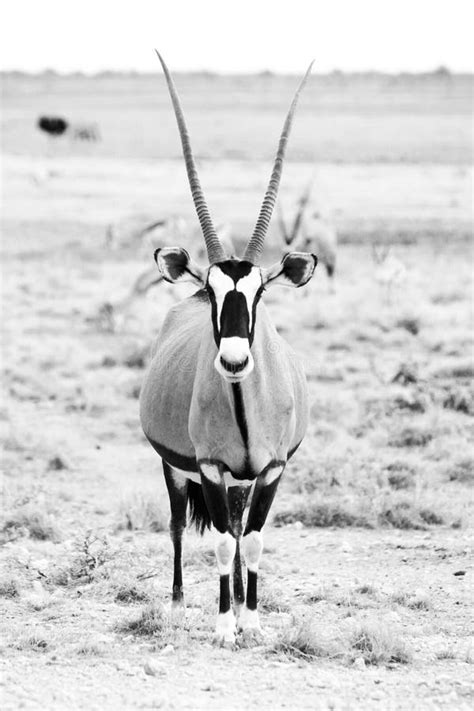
top-left (140, 52), bottom-right (317, 645)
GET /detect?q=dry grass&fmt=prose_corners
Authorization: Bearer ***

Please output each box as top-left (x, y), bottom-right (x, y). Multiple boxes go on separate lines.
top-left (117, 492), bottom-right (168, 533)
top-left (389, 590), bottom-right (431, 611)
top-left (0, 576), bottom-right (20, 598)
top-left (117, 602), bottom-right (169, 638)
top-left (1, 505), bottom-right (61, 543)
top-left (273, 613), bottom-right (411, 666)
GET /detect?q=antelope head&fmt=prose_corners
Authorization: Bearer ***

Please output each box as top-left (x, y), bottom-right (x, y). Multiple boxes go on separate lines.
top-left (154, 52), bottom-right (317, 383)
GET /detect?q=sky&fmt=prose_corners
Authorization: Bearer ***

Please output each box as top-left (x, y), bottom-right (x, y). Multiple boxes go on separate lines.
top-left (1, 0), bottom-right (472, 74)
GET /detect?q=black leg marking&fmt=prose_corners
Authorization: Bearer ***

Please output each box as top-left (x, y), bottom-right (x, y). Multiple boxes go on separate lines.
top-left (246, 571), bottom-right (258, 611)
top-left (163, 460), bottom-right (188, 604)
top-left (199, 461), bottom-right (230, 534)
top-left (242, 469), bottom-right (283, 626)
top-left (244, 472), bottom-right (282, 536)
top-left (228, 486), bottom-right (251, 607)
top-left (200, 461), bottom-right (237, 643)
top-left (219, 574), bottom-right (231, 614)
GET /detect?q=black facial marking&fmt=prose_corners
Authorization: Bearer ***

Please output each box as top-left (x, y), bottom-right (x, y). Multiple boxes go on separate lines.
top-left (217, 260), bottom-right (254, 281)
top-left (207, 259), bottom-right (264, 347)
top-left (220, 291), bottom-right (249, 339)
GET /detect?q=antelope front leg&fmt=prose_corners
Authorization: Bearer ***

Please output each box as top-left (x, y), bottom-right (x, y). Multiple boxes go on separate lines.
top-left (200, 461), bottom-right (236, 647)
top-left (239, 463), bottom-right (284, 637)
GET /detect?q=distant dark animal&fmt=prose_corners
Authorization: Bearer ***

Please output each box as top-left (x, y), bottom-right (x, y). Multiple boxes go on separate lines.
top-left (37, 116), bottom-right (69, 137)
top-left (72, 123), bottom-right (100, 142)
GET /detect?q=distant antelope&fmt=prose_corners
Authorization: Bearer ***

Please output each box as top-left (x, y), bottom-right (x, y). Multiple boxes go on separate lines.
top-left (372, 242), bottom-right (407, 302)
top-left (99, 220), bottom-right (234, 331)
top-left (72, 123), bottom-right (100, 142)
top-left (278, 179), bottom-right (337, 285)
top-left (140, 52), bottom-right (317, 645)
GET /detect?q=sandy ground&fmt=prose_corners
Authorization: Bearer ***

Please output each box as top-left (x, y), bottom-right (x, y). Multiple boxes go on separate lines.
top-left (1, 152), bottom-right (473, 709)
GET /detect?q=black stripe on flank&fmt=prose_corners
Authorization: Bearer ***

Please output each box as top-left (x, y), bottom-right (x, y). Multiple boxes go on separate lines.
top-left (145, 436), bottom-right (198, 472)
top-left (231, 383), bottom-right (249, 449)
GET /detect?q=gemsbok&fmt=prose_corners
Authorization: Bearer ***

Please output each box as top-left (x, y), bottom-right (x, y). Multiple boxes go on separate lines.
top-left (140, 52), bottom-right (317, 646)
top-left (278, 178), bottom-right (337, 286)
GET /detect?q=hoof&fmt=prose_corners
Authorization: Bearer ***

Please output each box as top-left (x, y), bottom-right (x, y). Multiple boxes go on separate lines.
top-left (164, 601), bottom-right (186, 626)
top-left (213, 610), bottom-right (236, 648)
top-left (240, 627), bottom-right (265, 647)
top-left (212, 633), bottom-right (236, 650)
top-left (237, 606), bottom-right (262, 634)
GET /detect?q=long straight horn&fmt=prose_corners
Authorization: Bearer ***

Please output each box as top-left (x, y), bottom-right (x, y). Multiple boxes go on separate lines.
top-left (244, 62), bottom-right (314, 264)
top-left (155, 51), bottom-right (226, 264)
top-left (289, 177), bottom-right (314, 244)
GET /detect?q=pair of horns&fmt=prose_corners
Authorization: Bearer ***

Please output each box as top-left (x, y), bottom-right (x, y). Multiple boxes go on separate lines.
top-left (155, 50), bottom-right (313, 265)
top-left (279, 177), bottom-right (315, 246)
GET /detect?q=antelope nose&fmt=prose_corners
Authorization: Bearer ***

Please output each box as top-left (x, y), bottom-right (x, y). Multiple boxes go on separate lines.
top-left (220, 356), bottom-right (249, 374)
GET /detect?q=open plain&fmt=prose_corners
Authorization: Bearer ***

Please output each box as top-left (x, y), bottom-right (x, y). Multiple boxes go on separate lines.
top-left (1, 71), bottom-right (473, 709)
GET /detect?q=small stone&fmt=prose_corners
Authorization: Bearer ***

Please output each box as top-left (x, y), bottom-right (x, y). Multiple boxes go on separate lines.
top-left (353, 656), bottom-right (366, 670)
top-left (144, 658), bottom-right (166, 677)
top-left (160, 644), bottom-right (174, 656)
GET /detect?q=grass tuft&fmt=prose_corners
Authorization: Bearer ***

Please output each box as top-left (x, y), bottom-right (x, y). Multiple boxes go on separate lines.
top-left (273, 614), bottom-right (411, 666)
top-left (349, 621), bottom-right (411, 665)
top-left (447, 457), bottom-right (474, 483)
top-left (118, 492), bottom-right (168, 533)
top-left (115, 584), bottom-right (151, 605)
top-left (388, 425), bottom-right (433, 448)
top-left (1, 505), bottom-right (61, 543)
top-left (117, 602), bottom-right (168, 637)
top-left (0, 576), bottom-right (20, 598)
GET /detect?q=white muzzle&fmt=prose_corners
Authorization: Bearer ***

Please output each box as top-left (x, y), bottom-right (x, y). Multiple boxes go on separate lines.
top-left (214, 337), bottom-right (254, 382)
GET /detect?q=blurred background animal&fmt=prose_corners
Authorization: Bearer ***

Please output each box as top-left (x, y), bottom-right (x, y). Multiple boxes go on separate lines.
top-left (278, 178), bottom-right (337, 290)
top-left (372, 242), bottom-right (408, 303)
top-left (37, 115), bottom-right (69, 137)
top-left (98, 217), bottom-right (234, 330)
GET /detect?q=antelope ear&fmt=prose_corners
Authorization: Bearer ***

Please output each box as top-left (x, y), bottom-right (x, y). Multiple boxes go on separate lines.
top-left (154, 247), bottom-right (206, 285)
top-left (263, 252), bottom-right (317, 288)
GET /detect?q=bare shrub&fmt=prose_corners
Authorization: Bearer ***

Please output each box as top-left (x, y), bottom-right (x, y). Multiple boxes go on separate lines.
top-left (50, 533), bottom-right (112, 586)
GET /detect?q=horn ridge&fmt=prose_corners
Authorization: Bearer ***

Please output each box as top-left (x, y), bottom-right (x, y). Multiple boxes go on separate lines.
top-left (244, 61), bottom-right (314, 264)
top-left (155, 50), bottom-right (225, 264)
